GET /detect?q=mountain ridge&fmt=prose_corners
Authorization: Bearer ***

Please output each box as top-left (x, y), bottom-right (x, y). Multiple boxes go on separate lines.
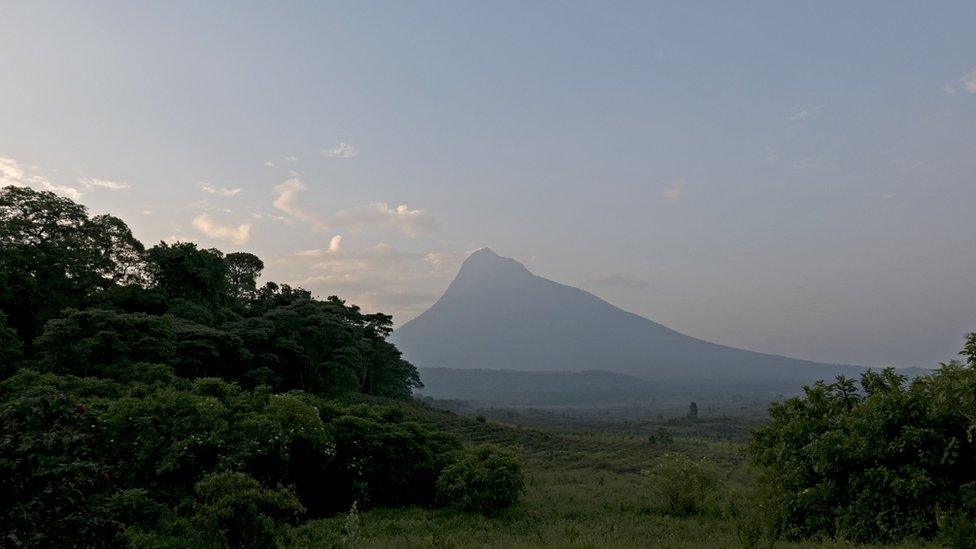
top-left (393, 248), bottom-right (863, 383)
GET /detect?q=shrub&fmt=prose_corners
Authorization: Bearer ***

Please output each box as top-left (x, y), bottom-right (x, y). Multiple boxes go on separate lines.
top-left (188, 471), bottom-right (304, 548)
top-left (436, 444), bottom-right (524, 514)
top-left (646, 453), bottom-right (721, 517)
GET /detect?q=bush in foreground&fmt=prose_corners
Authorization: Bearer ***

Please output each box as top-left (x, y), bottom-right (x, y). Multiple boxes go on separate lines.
top-left (749, 333), bottom-right (976, 544)
top-left (436, 444), bottom-right (524, 515)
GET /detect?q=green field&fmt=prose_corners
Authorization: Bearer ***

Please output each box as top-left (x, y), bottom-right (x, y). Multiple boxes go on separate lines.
top-left (292, 401), bottom-right (933, 548)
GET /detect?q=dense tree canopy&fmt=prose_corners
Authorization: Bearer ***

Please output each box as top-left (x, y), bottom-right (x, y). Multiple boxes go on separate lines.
top-left (0, 186), bottom-right (144, 347)
top-left (0, 184), bottom-right (422, 399)
top-left (749, 333), bottom-right (976, 544)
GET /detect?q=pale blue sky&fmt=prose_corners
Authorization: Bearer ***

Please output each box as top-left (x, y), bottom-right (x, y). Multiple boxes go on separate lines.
top-left (2, 1), bottom-right (975, 367)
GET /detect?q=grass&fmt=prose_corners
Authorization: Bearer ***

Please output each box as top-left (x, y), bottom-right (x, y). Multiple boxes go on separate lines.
top-left (291, 400), bottom-right (936, 548)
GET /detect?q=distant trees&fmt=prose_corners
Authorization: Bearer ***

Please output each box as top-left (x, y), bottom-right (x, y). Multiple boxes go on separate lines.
top-left (688, 401), bottom-right (698, 420)
top-left (749, 333), bottom-right (976, 544)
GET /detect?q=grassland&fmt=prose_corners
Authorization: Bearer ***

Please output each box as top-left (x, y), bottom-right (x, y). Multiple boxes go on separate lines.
top-left (292, 401), bottom-right (934, 548)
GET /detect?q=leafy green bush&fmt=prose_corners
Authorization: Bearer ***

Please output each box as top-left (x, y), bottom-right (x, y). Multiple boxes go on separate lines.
top-left (749, 334), bottom-right (976, 544)
top-left (646, 453), bottom-right (722, 517)
top-left (436, 444), bottom-right (524, 514)
top-left (188, 471), bottom-right (304, 548)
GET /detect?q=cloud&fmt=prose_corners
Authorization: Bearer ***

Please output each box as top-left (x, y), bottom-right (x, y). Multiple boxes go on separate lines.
top-left (272, 178), bottom-right (319, 225)
top-left (191, 213), bottom-right (251, 245)
top-left (423, 251), bottom-right (463, 271)
top-left (164, 234), bottom-right (195, 244)
top-left (962, 70), bottom-right (976, 93)
top-left (785, 106), bottom-right (823, 121)
top-left (328, 234), bottom-right (342, 253)
top-left (662, 178), bottom-right (685, 201)
top-left (272, 176), bottom-right (435, 238)
top-left (264, 161), bottom-right (275, 167)
top-left (584, 274), bottom-right (650, 290)
top-left (200, 183), bottom-right (242, 197)
top-left (284, 155), bottom-right (298, 162)
top-left (945, 70), bottom-right (976, 95)
top-left (252, 211), bottom-right (285, 221)
top-left (334, 202), bottom-right (436, 237)
top-left (322, 142), bottom-right (359, 158)
top-left (295, 235), bottom-right (343, 257)
top-left (0, 156), bottom-right (84, 201)
top-left (78, 177), bottom-right (131, 190)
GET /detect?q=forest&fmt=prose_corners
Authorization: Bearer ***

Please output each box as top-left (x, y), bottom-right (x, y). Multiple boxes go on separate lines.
top-left (2, 184), bottom-right (976, 547)
top-left (0, 186), bottom-right (522, 547)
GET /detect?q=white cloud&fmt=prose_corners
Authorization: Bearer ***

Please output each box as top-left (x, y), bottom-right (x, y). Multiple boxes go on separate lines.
top-left (294, 235), bottom-right (343, 257)
top-left (191, 213), bottom-right (251, 245)
top-left (264, 161), bottom-right (276, 167)
top-left (164, 234), bottom-right (195, 244)
top-left (252, 211), bottom-right (285, 221)
top-left (78, 177), bottom-right (131, 190)
top-left (334, 202), bottom-right (436, 237)
top-left (962, 70), bottom-right (976, 93)
top-left (200, 183), bottom-right (242, 197)
top-left (662, 178), bottom-right (685, 201)
top-left (945, 70), bottom-right (976, 95)
top-left (284, 155), bottom-right (298, 162)
top-left (0, 156), bottom-right (83, 201)
top-left (42, 182), bottom-right (83, 201)
top-left (329, 234), bottom-right (343, 253)
top-left (273, 177), bottom-right (321, 226)
top-left (423, 251), bottom-right (463, 271)
top-left (785, 106), bottom-right (823, 121)
top-left (0, 157), bottom-right (26, 187)
top-left (322, 142), bottom-right (359, 158)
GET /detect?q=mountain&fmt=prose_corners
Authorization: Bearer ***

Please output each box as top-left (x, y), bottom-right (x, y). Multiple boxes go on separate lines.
top-left (392, 247), bottom-right (863, 384)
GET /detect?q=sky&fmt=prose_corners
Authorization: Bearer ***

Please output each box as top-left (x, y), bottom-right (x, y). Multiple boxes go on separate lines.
top-left (1, 1), bottom-right (975, 368)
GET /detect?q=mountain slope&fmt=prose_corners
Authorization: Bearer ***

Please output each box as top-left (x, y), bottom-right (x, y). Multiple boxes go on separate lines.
top-left (393, 248), bottom-right (861, 383)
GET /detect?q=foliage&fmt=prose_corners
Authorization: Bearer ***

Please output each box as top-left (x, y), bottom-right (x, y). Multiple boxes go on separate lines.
top-left (0, 186), bottom-right (144, 347)
top-left (0, 368), bottom-right (464, 546)
top-left (188, 471), bottom-right (304, 548)
top-left (646, 453), bottom-right (721, 517)
top-left (749, 333), bottom-right (976, 544)
top-left (436, 444), bottom-right (524, 514)
top-left (0, 312), bottom-right (20, 377)
top-left (0, 185), bottom-right (422, 400)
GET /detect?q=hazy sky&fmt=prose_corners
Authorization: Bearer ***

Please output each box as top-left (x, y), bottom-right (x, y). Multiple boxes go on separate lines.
top-left (2, 1), bottom-right (975, 368)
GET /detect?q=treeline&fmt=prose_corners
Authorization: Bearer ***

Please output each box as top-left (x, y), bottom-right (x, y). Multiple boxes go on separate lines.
top-left (0, 186), bottom-right (522, 547)
top-left (0, 185), bottom-right (417, 397)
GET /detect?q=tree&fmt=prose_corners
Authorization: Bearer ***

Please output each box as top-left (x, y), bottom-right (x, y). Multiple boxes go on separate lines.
top-left (688, 401), bottom-right (698, 420)
top-left (0, 185), bottom-right (145, 349)
top-left (145, 242), bottom-right (229, 311)
top-left (225, 252), bottom-right (264, 303)
top-left (0, 312), bottom-right (21, 377)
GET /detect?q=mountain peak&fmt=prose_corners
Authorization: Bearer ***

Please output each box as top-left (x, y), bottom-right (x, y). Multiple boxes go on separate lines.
top-left (458, 247), bottom-right (528, 274)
